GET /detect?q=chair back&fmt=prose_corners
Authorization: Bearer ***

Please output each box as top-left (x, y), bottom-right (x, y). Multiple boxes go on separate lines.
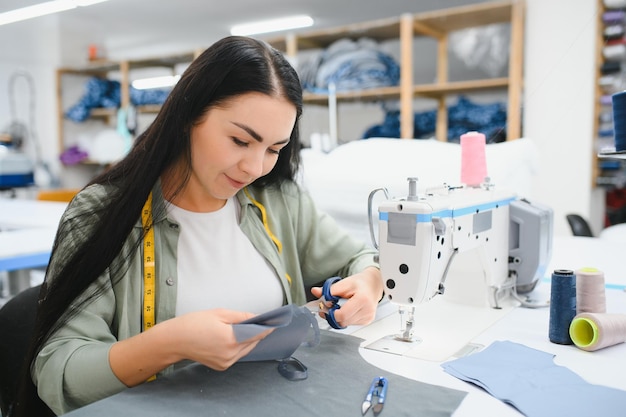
top-left (0, 285), bottom-right (54, 416)
top-left (566, 214), bottom-right (594, 237)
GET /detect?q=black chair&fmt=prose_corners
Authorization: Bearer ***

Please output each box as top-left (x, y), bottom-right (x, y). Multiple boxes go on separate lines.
top-left (566, 214), bottom-right (594, 237)
top-left (0, 285), bottom-right (54, 417)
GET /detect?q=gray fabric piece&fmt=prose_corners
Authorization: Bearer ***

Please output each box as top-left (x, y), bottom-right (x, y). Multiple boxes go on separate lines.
top-left (65, 331), bottom-right (467, 417)
top-left (233, 304), bottom-right (320, 362)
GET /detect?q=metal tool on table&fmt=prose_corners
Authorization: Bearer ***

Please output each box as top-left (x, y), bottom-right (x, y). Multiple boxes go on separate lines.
top-left (362, 376), bottom-right (388, 415)
top-left (308, 276), bottom-right (345, 329)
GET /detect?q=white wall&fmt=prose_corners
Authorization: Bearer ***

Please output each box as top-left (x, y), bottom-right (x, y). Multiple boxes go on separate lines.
top-left (0, 16), bottom-right (64, 196)
top-left (0, 1), bottom-right (605, 237)
top-left (523, 0), bottom-right (604, 236)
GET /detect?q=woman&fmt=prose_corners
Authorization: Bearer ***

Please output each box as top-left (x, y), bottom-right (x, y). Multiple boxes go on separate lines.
top-left (13, 36), bottom-right (382, 415)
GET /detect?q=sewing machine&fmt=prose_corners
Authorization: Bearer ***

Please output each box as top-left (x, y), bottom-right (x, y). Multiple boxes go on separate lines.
top-left (368, 177), bottom-right (553, 341)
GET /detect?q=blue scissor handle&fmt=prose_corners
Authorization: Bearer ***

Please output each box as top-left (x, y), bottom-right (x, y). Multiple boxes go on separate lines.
top-left (322, 277), bottom-right (344, 329)
top-left (322, 276), bottom-right (341, 302)
top-left (364, 376), bottom-right (388, 408)
top-left (376, 376), bottom-right (388, 403)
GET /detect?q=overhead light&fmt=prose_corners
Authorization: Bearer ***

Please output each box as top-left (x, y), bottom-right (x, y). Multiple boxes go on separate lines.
top-left (132, 75), bottom-right (181, 90)
top-left (230, 15), bottom-right (314, 36)
top-left (0, 0), bottom-right (109, 26)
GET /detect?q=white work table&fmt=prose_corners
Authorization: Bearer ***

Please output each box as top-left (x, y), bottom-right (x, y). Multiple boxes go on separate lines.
top-left (0, 196), bottom-right (623, 415)
top-left (353, 235), bottom-right (626, 416)
top-left (62, 235), bottom-right (626, 417)
top-left (0, 198), bottom-right (67, 296)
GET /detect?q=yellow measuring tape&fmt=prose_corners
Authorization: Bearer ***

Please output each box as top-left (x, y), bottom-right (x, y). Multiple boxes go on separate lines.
top-left (141, 192), bottom-right (156, 381)
top-left (141, 192), bottom-right (156, 331)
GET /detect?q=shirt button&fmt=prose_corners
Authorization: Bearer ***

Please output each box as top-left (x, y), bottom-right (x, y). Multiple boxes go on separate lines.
top-left (166, 277), bottom-right (175, 286)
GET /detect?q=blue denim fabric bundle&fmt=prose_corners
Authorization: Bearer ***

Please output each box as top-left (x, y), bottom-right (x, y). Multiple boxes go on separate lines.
top-left (65, 77), bottom-right (172, 122)
top-left (65, 78), bottom-right (121, 122)
top-left (300, 38), bottom-right (400, 92)
top-left (363, 96), bottom-right (507, 143)
top-left (130, 88), bottom-right (171, 106)
top-left (447, 96), bottom-right (507, 142)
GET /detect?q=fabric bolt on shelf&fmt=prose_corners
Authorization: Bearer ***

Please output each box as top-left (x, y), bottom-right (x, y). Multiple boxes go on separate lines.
top-left (603, 10), bottom-right (626, 23)
top-left (601, 61), bottom-right (622, 75)
top-left (603, 43), bottom-right (626, 61)
top-left (441, 340), bottom-right (626, 417)
top-left (605, 0), bottom-right (626, 9)
top-left (604, 24), bottom-right (625, 41)
top-left (64, 331), bottom-right (467, 417)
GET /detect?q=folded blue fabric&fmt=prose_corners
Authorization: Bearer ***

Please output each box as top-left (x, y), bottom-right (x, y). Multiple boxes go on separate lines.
top-left (442, 340), bottom-right (626, 417)
top-left (301, 37), bottom-right (400, 92)
top-left (362, 96), bottom-right (507, 142)
top-left (65, 77), bottom-right (172, 122)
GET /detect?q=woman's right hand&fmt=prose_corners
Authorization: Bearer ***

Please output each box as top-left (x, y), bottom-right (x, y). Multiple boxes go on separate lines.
top-left (109, 309), bottom-right (270, 386)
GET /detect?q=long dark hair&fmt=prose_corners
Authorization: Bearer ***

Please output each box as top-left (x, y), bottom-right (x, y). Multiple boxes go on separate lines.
top-left (11, 36), bottom-right (303, 416)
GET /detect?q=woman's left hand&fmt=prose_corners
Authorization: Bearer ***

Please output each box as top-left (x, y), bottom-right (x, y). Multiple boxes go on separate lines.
top-left (309, 266), bottom-right (383, 327)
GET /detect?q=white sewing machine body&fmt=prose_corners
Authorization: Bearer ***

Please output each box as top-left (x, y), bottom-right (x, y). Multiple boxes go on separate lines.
top-left (374, 180), bottom-right (552, 311)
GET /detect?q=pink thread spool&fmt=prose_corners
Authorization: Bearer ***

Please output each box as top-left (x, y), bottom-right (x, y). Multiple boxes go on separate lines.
top-left (460, 131), bottom-right (487, 187)
top-left (569, 312), bottom-right (626, 352)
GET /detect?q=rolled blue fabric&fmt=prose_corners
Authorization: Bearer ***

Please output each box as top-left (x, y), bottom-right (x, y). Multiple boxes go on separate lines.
top-left (549, 269), bottom-right (577, 345)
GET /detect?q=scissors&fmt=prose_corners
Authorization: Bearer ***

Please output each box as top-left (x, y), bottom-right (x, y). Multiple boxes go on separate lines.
top-left (311, 276), bottom-right (345, 329)
top-left (362, 376), bottom-right (388, 415)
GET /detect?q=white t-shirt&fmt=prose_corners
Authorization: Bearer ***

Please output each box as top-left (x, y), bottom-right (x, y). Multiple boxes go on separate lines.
top-left (167, 197), bottom-right (283, 316)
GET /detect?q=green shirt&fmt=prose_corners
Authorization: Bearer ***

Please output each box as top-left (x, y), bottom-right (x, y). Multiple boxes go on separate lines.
top-left (33, 180), bottom-right (378, 414)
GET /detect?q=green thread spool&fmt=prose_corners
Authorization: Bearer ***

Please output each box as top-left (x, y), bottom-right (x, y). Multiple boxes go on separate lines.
top-left (569, 315), bottom-right (600, 351)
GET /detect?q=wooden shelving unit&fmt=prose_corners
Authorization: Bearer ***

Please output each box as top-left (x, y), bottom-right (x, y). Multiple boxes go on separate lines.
top-left (266, 0), bottom-right (525, 141)
top-left (56, 0), bottom-right (525, 171)
top-left (56, 52), bottom-right (199, 165)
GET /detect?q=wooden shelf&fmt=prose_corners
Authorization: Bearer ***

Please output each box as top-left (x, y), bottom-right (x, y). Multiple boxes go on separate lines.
top-left (126, 52), bottom-right (197, 70)
top-left (302, 78), bottom-right (511, 105)
top-left (414, 0), bottom-right (514, 33)
top-left (266, 0), bottom-right (516, 51)
top-left (56, 1), bottom-right (525, 174)
top-left (303, 86), bottom-right (402, 105)
top-left (89, 108), bottom-right (117, 118)
top-left (414, 78), bottom-right (511, 97)
top-left (56, 51), bottom-right (200, 167)
top-left (266, 17), bottom-right (401, 53)
top-left (136, 104), bottom-right (163, 114)
top-left (267, 0), bottom-right (525, 141)
top-left (57, 61), bottom-right (121, 75)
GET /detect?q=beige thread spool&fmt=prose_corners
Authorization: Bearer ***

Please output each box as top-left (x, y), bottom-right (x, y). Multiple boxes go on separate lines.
top-left (575, 267), bottom-right (606, 314)
top-left (569, 312), bottom-right (626, 352)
